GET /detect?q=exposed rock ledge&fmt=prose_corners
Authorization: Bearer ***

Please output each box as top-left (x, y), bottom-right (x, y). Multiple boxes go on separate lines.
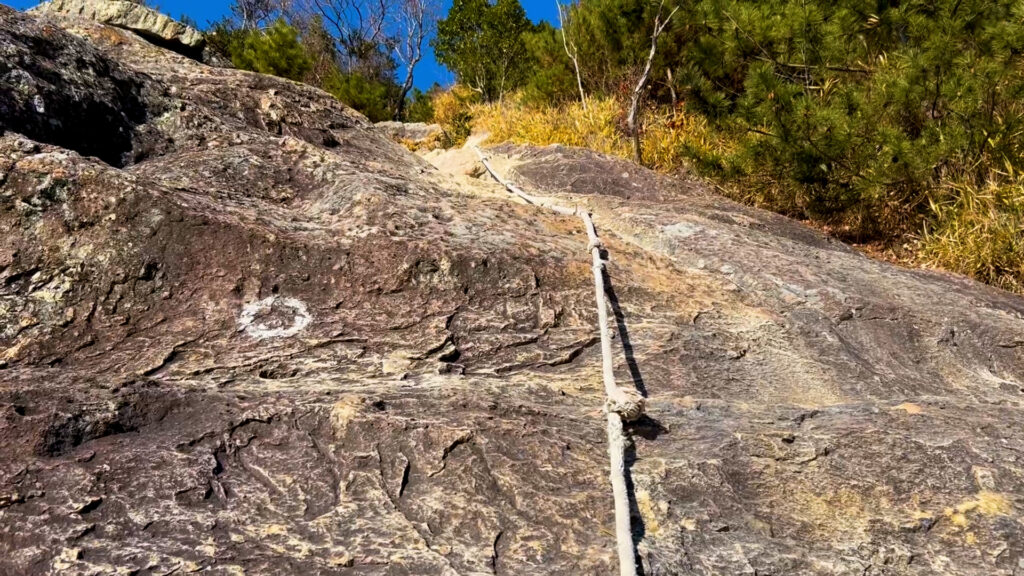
top-left (30, 0), bottom-right (205, 58)
top-left (1, 5), bottom-right (1023, 576)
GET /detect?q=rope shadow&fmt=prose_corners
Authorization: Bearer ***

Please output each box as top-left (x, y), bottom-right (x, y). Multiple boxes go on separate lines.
top-left (601, 264), bottom-right (647, 397)
top-left (624, 440), bottom-right (647, 576)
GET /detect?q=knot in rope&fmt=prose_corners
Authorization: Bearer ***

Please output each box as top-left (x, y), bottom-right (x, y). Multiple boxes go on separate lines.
top-left (605, 387), bottom-right (645, 422)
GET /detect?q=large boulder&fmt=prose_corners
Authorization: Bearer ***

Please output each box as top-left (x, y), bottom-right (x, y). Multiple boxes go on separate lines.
top-left (1, 5), bottom-right (1023, 576)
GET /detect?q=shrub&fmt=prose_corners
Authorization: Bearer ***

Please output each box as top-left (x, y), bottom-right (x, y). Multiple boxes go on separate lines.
top-left (667, 0), bottom-right (1024, 242)
top-left (206, 18), bottom-right (400, 122)
top-left (321, 71), bottom-right (395, 122)
top-left (433, 84), bottom-right (477, 147)
top-left (405, 87), bottom-right (437, 123)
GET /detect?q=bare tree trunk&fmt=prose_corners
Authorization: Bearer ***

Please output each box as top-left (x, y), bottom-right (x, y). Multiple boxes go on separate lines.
top-left (498, 69), bottom-right (507, 106)
top-left (396, 69), bottom-right (415, 120)
top-left (390, 0), bottom-right (438, 120)
top-left (666, 67), bottom-right (677, 108)
top-left (557, 1), bottom-right (587, 110)
top-left (393, 26), bottom-right (424, 120)
top-left (626, 93), bottom-right (643, 163)
top-left (627, 0), bottom-right (678, 165)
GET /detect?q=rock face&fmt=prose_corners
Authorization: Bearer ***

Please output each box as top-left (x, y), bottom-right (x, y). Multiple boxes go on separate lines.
top-left (30, 0), bottom-right (205, 57)
top-left (1, 5), bottom-right (1023, 576)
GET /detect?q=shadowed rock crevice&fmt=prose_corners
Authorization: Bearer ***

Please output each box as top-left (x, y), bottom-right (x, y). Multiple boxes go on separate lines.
top-left (0, 6), bottom-right (166, 167)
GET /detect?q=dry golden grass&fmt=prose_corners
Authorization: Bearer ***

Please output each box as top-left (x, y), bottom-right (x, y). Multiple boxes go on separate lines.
top-left (433, 84), bottom-right (476, 147)
top-left (474, 97), bottom-right (628, 157)
top-left (919, 175), bottom-right (1024, 293)
top-left (396, 133), bottom-right (444, 152)
top-left (472, 96), bottom-right (731, 174)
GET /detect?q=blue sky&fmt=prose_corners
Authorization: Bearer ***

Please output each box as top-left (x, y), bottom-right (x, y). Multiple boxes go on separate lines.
top-left (3, 0), bottom-right (560, 90)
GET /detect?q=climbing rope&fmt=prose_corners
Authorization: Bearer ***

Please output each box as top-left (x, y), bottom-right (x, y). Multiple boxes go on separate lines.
top-left (473, 146), bottom-right (644, 576)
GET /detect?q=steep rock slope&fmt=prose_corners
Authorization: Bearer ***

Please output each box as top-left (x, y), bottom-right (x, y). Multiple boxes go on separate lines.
top-left (1, 6), bottom-right (1023, 575)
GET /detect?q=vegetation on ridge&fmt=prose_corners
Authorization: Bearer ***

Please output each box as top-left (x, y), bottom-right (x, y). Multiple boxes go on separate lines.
top-left (205, 0), bottom-right (440, 122)
top-left (431, 0), bottom-right (1024, 293)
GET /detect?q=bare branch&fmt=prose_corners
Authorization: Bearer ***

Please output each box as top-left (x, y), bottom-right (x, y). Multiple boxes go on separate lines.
top-left (557, 1), bottom-right (587, 110)
top-left (627, 0), bottom-right (678, 164)
top-left (293, 0), bottom-right (391, 70)
top-left (232, 0), bottom-right (286, 30)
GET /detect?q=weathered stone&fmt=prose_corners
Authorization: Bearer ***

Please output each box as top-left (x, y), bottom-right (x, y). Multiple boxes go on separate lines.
top-left (30, 0), bottom-right (204, 56)
top-left (1, 5), bottom-right (1023, 576)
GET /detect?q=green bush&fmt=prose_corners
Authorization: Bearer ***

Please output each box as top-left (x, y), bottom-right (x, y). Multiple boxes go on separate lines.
top-left (227, 19), bottom-right (312, 82)
top-left (321, 70), bottom-right (395, 122)
top-left (520, 22), bottom-right (578, 106)
top-left (405, 86), bottom-right (438, 123)
top-left (205, 18), bottom-right (402, 122)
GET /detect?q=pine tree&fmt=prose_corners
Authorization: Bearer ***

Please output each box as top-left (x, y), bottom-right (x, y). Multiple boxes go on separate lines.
top-left (229, 19), bottom-right (313, 81)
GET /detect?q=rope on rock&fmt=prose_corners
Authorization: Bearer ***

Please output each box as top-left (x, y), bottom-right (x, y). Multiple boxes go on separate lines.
top-left (473, 146), bottom-right (577, 217)
top-left (473, 145), bottom-right (644, 576)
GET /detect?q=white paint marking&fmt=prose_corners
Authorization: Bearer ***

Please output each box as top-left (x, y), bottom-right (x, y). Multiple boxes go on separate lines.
top-left (238, 296), bottom-right (311, 340)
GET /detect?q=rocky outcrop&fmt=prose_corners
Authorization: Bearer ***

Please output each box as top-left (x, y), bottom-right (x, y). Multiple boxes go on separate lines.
top-left (1, 5), bottom-right (1024, 576)
top-left (30, 0), bottom-right (204, 58)
top-left (377, 121), bottom-right (444, 143)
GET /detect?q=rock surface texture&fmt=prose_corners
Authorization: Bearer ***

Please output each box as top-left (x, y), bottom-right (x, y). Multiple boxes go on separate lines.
top-left (1, 6), bottom-right (1024, 576)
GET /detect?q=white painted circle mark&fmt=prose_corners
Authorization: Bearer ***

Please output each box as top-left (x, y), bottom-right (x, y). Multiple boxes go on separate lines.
top-left (238, 296), bottom-right (311, 339)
